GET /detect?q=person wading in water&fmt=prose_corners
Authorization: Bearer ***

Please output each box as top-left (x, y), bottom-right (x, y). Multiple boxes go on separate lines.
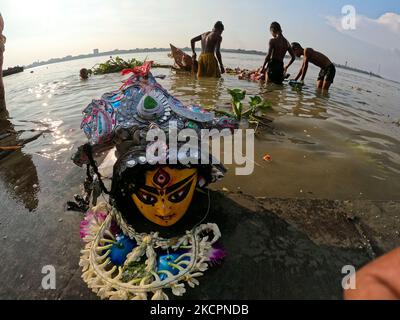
top-left (191, 21), bottom-right (225, 78)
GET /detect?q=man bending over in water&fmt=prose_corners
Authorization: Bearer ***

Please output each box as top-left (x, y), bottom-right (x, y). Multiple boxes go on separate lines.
top-left (0, 13), bottom-right (6, 114)
top-left (291, 42), bottom-right (336, 91)
top-left (191, 21), bottom-right (225, 78)
top-left (260, 22), bottom-right (295, 85)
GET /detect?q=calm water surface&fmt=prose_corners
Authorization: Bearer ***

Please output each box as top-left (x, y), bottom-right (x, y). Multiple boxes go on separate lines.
top-left (2, 51), bottom-right (400, 212)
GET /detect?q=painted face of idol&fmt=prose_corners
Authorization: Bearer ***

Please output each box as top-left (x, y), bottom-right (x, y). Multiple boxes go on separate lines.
top-left (132, 166), bottom-right (198, 226)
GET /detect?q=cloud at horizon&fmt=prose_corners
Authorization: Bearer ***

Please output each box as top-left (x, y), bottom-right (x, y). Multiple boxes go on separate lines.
top-left (326, 12), bottom-right (400, 51)
top-left (325, 11), bottom-right (400, 80)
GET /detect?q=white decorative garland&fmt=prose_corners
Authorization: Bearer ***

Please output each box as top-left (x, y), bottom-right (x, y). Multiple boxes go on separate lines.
top-left (79, 202), bottom-right (221, 300)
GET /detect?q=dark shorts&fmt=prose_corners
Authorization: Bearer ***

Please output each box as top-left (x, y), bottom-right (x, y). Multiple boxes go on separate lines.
top-left (267, 59), bottom-right (284, 85)
top-left (318, 64), bottom-right (336, 83)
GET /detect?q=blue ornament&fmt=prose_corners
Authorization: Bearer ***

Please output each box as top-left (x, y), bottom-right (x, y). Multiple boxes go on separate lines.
top-left (111, 101), bottom-right (121, 108)
top-left (157, 252), bottom-right (190, 280)
top-left (109, 235), bottom-right (136, 266)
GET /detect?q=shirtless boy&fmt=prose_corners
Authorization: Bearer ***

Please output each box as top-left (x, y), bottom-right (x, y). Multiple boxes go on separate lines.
top-left (191, 21), bottom-right (225, 78)
top-left (260, 22), bottom-right (295, 85)
top-left (291, 42), bottom-right (336, 91)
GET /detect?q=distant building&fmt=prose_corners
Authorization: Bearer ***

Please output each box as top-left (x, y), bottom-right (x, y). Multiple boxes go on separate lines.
top-left (93, 49), bottom-right (99, 55)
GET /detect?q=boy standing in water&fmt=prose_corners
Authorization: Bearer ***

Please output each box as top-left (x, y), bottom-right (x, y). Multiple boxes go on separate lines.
top-left (191, 21), bottom-right (225, 78)
top-left (260, 22), bottom-right (295, 85)
top-left (291, 42), bottom-right (336, 91)
top-left (0, 13), bottom-right (6, 113)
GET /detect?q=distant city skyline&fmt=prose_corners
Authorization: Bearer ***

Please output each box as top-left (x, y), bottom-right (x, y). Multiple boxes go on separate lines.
top-left (1, 0), bottom-right (399, 80)
top-left (22, 47), bottom-right (384, 82)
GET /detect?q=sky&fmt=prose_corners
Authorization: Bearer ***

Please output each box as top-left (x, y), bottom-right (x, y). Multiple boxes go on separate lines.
top-left (1, 0), bottom-right (399, 80)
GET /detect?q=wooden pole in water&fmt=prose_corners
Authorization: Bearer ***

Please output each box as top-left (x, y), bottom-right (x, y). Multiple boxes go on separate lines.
top-left (0, 13), bottom-right (6, 115)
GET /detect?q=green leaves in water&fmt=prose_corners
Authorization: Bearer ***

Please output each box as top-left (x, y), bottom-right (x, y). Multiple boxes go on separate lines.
top-left (227, 88), bottom-right (246, 121)
top-left (249, 95), bottom-right (272, 111)
top-left (92, 56), bottom-right (144, 75)
top-left (228, 88), bottom-right (247, 101)
top-left (288, 80), bottom-right (304, 91)
top-left (227, 88), bottom-right (272, 122)
top-left (91, 56), bottom-right (171, 75)
top-left (249, 95), bottom-right (262, 107)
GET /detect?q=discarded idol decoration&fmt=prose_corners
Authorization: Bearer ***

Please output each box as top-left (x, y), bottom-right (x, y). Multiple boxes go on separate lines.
top-left (71, 61), bottom-right (237, 300)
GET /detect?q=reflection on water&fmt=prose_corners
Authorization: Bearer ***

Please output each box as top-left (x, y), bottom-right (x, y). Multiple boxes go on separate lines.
top-left (0, 117), bottom-right (39, 211)
top-left (1, 51), bottom-right (400, 206)
top-left (169, 72), bottom-right (224, 108)
top-left (287, 90), bottom-right (329, 120)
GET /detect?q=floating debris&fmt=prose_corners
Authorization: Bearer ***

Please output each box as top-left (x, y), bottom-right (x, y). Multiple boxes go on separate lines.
top-left (226, 67), bottom-right (265, 81)
top-left (263, 154), bottom-right (272, 162)
top-left (91, 56), bottom-right (171, 75)
top-left (288, 80), bottom-right (305, 90)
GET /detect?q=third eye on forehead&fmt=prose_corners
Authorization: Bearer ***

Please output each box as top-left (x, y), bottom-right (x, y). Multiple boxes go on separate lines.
top-left (139, 173), bottom-right (196, 196)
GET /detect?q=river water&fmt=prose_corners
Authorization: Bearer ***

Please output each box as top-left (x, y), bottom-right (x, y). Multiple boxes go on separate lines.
top-left (1, 51), bottom-right (400, 213)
